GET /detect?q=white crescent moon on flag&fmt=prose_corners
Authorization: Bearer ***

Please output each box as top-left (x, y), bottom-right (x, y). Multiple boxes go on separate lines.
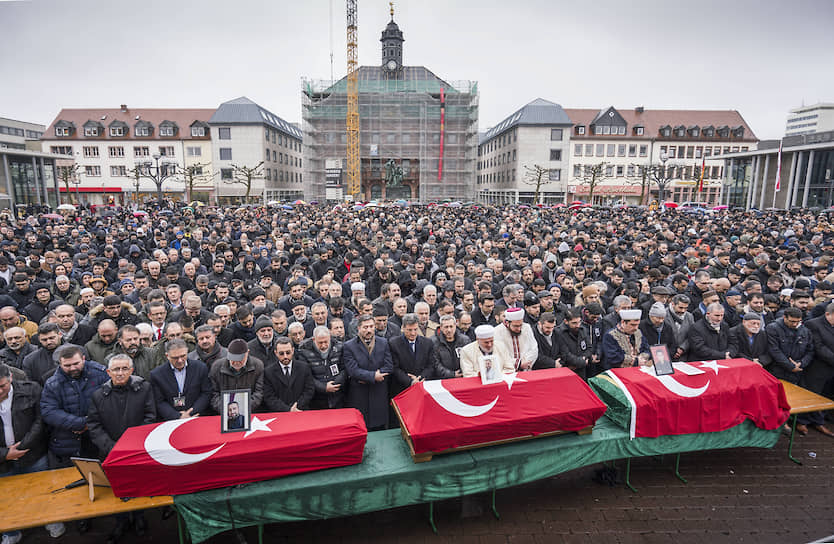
top-left (423, 380), bottom-right (499, 417)
top-left (144, 419), bottom-right (226, 466)
top-left (640, 366), bottom-right (710, 398)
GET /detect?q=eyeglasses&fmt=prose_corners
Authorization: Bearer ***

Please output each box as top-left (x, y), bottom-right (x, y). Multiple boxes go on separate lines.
top-left (109, 366), bottom-right (132, 374)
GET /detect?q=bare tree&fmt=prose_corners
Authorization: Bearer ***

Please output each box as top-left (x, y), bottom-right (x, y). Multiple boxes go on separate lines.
top-left (574, 161), bottom-right (611, 204)
top-left (56, 163), bottom-right (80, 204)
top-left (648, 162), bottom-right (676, 203)
top-left (522, 164), bottom-right (551, 206)
top-left (178, 162), bottom-right (211, 203)
top-left (224, 162), bottom-right (265, 203)
top-left (627, 163), bottom-right (652, 204)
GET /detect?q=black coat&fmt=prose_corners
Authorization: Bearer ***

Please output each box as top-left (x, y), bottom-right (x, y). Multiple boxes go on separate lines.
top-left (388, 334), bottom-right (434, 397)
top-left (532, 325), bottom-right (561, 370)
top-left (87, 376), bottom-right (156, 458)
top-left (727, 324), bottom-right (772, 367)
top-left (342, 336), bottom-right (393, 429)
top-left (639, 319), bottom-right (679, 359)
top-left (22, 346), bottom-right (60, 386)
top-left (65, 324), bottom-right (96, 348)
top-left (765, 319), bottom-right (814, 383)
top-left (430, 332), bottom-right (469, 378)
top-left (687, 319), bottom-right (730, 362)
top-left (247, 337), bottom-right (276, 367)
top-left (150, 360), bottom-right (212, 420)
top-left (0, 380), bottom-right (46, 472)
top-left (555, 323), bottom-right (590, 379)
top-left (262, 360), bottom-right (315, 411)
top-left (803, 315), bottom-right (834, 393)
top-left (296, 338), bottom-right (347, 409)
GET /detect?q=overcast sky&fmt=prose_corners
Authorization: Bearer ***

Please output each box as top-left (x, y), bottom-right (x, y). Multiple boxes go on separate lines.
top-left (2, 0), bottom-right (832, 140)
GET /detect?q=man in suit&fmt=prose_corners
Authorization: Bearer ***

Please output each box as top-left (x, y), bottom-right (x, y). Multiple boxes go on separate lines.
top-left (688, 303), bottom-right (731, 362)
top-left (389, 313), bottom-right (434, 400)
top-left (262, 337), bottom-right (314, 412)
top-left (342, 314), bottom-right (392, 430)
top-left (728, 312), bottom-right (771, 367)
top-left (150, 339), bottom-right (212, 420)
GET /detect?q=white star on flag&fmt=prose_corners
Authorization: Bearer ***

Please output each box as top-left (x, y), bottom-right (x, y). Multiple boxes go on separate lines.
top-left (698, 360), bottom-right (729, 375)
top-left (244, 416), bottom-right (276, 438)
top-left (501, 372), bottom-right (527, 390)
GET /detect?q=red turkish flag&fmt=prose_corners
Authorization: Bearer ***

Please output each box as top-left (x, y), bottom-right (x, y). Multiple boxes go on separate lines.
top-left (393, 368), bottom-right (607, 455)
top-left (606, 359), bottom-right (790, 438)
top-left (102, 409), bottom-right (367, 497)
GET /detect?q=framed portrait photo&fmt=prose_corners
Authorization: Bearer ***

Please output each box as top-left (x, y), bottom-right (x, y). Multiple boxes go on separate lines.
top-left (221, 389), bottom-right (251, 433)
top-left (650, 345), bottom-right (674, 376)
top-left (478, 354), bottom-right (503, 385)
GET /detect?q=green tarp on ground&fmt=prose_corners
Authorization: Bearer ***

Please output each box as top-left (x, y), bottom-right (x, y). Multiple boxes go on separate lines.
top-left (174, 416), bottom-right (780, 543)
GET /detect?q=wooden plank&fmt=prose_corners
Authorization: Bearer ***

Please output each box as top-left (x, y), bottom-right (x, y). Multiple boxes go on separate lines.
top-left (0, 467), bottom-right (173, 533)
top-left (780, 380), bottom-right (834, 415)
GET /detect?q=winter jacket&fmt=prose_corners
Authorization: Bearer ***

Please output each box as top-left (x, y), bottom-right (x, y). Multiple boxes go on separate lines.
top-left (84, 334), bottom-right (118, 366)
top-left (40, 361), bottom-right (108, 457)
top-left (208, 356), bottom-right (265, 414)
top-left (0, 380), bottom-right (47, 472)
top-left (87, 375), bottom-right (156, 458)
top-left (430, 331), bottom-right (469, 378)
top-left (296, 338), bottom-right (347, 409)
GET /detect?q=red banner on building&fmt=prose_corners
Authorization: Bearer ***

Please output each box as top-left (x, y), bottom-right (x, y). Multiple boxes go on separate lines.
top-left (606, 359), bottom-right (790, 438)
top-left (103, 409), bottom-right (367, 497)
top-left (393, 368), bottom-right (607, 455)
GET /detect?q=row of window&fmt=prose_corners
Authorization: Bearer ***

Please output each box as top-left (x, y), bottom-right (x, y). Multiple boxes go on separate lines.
top-left (569, 163), bottom-right (724, 181)
top-left (477, 169), bottom-right (518, 185)
top-left (479, 128), bottom-right (517, 155)
top-left (0, 125), bottom-right (42, 139)
top-left (80, 164), bottom-right (180, 178)
top-left (79, 145), bottom-right (176, 158)
top-left (265, 148), bottom-right (301, 167)
top-left (57, 123), bottom-right (206, 138)
top-left (265, 169), bottom-right (302, 183)
top-left (660, 144), bottom-right (748, 159)
top-left (575, 143), bottom-right (649, 158)
top-left (263, 128), bottom-right (301, 151)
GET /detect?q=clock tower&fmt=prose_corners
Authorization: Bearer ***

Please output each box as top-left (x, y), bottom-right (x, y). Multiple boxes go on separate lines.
top-left (380, 2), bottom-right (404, 78)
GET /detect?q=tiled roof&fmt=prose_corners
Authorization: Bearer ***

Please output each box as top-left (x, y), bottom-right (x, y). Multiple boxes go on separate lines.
top-left (210, 97), bottom-right (301, 139)
top-left (42, 107), bottom-right (215, 140)
top-left (564, 107), bottom-right (757, 141)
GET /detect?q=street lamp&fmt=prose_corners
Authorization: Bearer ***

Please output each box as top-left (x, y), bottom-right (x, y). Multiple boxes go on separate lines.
top-left (134, 152), bottom-right (177, 208)
top-left (652, 152), bottom-right (673, 203)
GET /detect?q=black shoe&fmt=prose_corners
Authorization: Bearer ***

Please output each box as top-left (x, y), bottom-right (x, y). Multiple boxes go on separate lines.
top-left (107, 519), bottom-right (130, 544)
top-left (77, 519), bottom-right (91, 534)
top-left (134, 513), bottom-right (147, 537)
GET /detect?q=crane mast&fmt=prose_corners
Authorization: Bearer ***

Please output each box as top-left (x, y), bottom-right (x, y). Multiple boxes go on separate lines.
top-left (345, 0), bottom-right (360, 200)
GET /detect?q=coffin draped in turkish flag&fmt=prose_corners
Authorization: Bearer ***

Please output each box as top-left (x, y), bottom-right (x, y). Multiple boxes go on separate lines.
top-left (393, 368), bottom-right (607, 455)
top-left (102, 408), bottom-right (367, 497)
top-left (606, 358), bottom-right (790, 438)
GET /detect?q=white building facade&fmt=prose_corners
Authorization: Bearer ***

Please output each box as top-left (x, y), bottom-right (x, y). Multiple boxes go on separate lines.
top-left (209, 97), bottom-right (303, 204)
top-left (785, 103), bottom-right (834, 136)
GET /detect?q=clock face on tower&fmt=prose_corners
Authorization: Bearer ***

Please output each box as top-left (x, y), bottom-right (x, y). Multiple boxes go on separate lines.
top-left (386, 59), bottom-right (398, 71)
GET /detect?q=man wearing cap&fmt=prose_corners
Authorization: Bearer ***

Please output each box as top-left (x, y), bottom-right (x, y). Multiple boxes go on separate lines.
top-left (723, 289), bottom-right (744, 328)
top-left (688, 303), bottom-right (732, 362)
top-left (85, 295), bottom-right (138, 329)
top-left (639, 302), bottom-right (679, 358)
top-left (493, 307), bottom-right (538, 372)
top-left (209, 338), bottom-right (264, 414)
top-left (248, 315), bottom-right (277, 366)
top-left (640, 285), bottom-right (673, 319)
top-left (601, 309), bottom-right (650, 369)
top-left (460, 325), bottom-right (513, 378)
top-left (523, 292), bottom-right (541, 328)
top-left (151, 338), bottom-right (212, 420)
top-left (728, 312), bottom-right (771, 367)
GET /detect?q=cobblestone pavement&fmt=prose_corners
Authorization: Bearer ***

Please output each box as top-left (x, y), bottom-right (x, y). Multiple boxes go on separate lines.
top-left (21, 429), bottom-right (834, 544)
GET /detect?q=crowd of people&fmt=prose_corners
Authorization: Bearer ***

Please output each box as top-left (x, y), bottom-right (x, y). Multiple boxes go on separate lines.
top-left (1, 201), bottom-right (834, 543)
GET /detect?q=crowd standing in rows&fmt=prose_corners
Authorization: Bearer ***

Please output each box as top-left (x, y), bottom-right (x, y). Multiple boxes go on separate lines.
top-left (1, 202), bottom-right (834, 543)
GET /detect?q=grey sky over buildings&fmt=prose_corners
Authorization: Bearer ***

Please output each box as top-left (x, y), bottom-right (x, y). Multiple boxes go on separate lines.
top-left (2, 0), bottom-right (832, 139)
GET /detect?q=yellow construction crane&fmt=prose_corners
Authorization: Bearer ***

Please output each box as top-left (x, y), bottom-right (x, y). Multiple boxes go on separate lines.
top-left (345, 0), bottom-right (360, 200)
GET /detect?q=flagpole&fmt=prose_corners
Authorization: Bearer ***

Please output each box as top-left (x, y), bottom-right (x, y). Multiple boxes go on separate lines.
top-left (772, 142), bottom-right (782, 209)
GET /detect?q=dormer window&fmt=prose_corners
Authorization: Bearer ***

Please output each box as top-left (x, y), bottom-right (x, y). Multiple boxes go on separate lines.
top-left (159, 121), bottom-right (178, 137)
top-left (633, 125), bottom-right (644, 136)
top-left (688, 125), bottom-right (700, 137)
top-left (84, 127), bottom-right (98, 137)
top-left (109, 120), bottom-right (128, 137)
top-left (190, 120), bottom-right (209, 137)
top-left (732, 126), bottom-right (745, 138)
top-left (191, 126), bottom-right (205, 137)
top-left (56, 127), bottom-right (69, 136)
top-left (702, 125), bottom-right (715, 137)
top-left (576, 125), bottom-right (585, 135)
top-left (717, 125), bottom-right (730, 138)
top-left (659, 125), bottom-right (671, 137)
top-left (674, 125), bottom-right (686, 137)
top-left (83, 120), bottom-right (104, 137)
top-left (134, 120), bottom-right (153, 137)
